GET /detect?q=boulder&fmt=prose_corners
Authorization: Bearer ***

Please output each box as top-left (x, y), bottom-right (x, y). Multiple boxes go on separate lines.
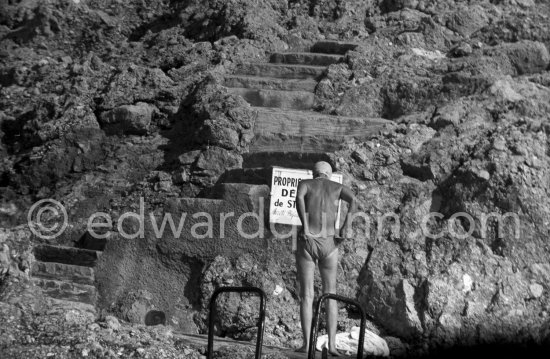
top-left (315, 327), bottom-right (390, 357)
top-left (486, 40), bottom-right (550, 75)
top-left (100, 102), bottom-right (156, 135)
top-left (195, 146), bottom-right (243, 177)
top-left (99, 65), bottom-right (178, 111)
top-left (445, 5), bottom-right (490, 38)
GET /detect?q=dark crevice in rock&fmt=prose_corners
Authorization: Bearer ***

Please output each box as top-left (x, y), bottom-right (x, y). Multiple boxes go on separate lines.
top-left (183, 257), bottom-right (206, 311)
top-left (1, 104), bottom-right (54, 155)
top-left (145, 310), bottom-right (167, 326)
top-left (414, 280), bottom-right (429, 332)
top-left (400, 160), bottom-right (435, 182)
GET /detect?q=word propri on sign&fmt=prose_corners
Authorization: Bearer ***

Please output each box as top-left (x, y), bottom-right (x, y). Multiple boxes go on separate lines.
top-left (269, 166), bottom-right (343, 226)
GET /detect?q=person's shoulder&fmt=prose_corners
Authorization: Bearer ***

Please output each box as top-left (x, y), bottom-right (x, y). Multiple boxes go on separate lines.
top-left (298, 178), bottom-right (315, 189)
top-left (326, 179), bottom-right (344, 188)
top-left (300, 178), bottom-right (316, 185)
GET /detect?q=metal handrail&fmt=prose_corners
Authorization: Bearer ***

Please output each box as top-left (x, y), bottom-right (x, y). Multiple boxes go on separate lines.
top-left (207, 286), bottom-right (266, 359)
top-left (308, 293), bottom-right (367, 359)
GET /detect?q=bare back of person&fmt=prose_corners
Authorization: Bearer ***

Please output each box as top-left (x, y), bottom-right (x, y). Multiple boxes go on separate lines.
top-left (299, 177), bottom-right (343, 237)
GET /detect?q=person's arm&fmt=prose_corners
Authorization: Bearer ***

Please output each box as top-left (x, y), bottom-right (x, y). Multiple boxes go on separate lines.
top-left (338, 185), bottom-right (357, 239)
top-left (296, 181), bottom-right (309, 234)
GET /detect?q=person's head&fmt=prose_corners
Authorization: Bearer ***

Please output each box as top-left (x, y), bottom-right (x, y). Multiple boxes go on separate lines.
top-left (313, 161), bottom-right (332, 179)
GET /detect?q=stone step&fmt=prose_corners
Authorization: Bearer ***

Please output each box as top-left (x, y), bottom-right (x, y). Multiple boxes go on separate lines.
top-left (311, 41), bottom-right (358, 55)
top-left (32, 278), bottom-right (97, 305)
top-left (226, 87), bottom-right (314, 110)
top-left (249, 134), bottom-right (350, 153)
top-left (250, 107), bottom-right (391, 153)
top-left (253, 107), bottom-right (390, 137)
top-left (224, 75), bottom-right (317, 92)
top-left (269, 52), bottom-right (343, 66)
top-left (31, 261), bottom-right (95, 285)
top-left (234, 63), bottom-right (325, 80)
top-left (48, 297), bottom-right (97, 315)
top-left (34, 244), bottom-right (100, 267)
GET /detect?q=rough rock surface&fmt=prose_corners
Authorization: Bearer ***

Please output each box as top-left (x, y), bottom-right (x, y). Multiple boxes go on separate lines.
top-left (1, 0), bottom-right (550, 358)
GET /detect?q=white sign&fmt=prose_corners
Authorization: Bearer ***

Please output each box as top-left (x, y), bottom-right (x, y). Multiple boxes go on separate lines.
top-left (269, 166), bottom-right (343, 226)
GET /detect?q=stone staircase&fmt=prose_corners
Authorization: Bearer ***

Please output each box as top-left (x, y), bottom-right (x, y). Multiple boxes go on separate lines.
top-left (25, 42), bottom-right (391, 336)
top-left (224, 41), bottom-right (391, 158)
top-left (30, 233), bottom-right (106, 312)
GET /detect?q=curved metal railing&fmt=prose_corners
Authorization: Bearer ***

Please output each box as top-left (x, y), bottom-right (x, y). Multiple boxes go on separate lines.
top-left (308, 293), bottom-right (368, 359)
top-left (207, 286), bottom-right (266, 359)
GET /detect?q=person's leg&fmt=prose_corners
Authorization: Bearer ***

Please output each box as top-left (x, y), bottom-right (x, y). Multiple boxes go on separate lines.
top-left (319, 248), bottom-right (340, 356)
top-left (295, 245), bottom-right (316, 353)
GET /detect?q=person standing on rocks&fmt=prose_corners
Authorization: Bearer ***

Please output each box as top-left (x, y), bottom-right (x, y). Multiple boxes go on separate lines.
top-left (294, 161), bottom-right (357, 356)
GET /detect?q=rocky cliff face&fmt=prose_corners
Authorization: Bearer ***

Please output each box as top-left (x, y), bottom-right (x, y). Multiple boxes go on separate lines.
top-left (1, 0), bottom-right (550, 357)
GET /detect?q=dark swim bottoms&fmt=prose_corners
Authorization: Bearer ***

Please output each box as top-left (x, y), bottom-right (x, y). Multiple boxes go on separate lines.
top-left (297, 231), bottom-right (337, 261)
